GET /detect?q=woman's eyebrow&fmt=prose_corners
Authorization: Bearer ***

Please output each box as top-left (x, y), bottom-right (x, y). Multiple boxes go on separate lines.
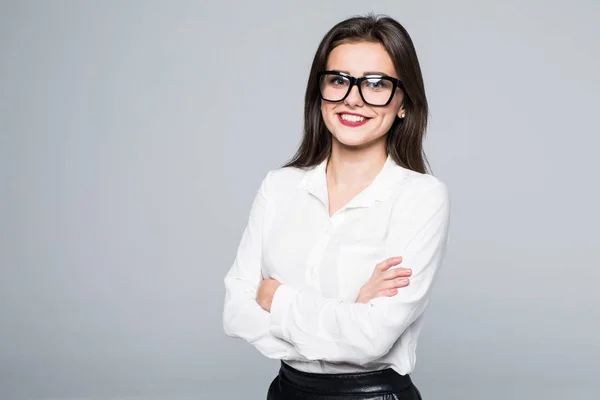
top-left (329, 69), bottom-right (390, 76)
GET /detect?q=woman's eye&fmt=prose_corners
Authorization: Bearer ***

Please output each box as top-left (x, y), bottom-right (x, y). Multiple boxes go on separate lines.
top-left (330, 78), bottom-right (347, 86)
top-left (366, 79), bottom-right (387, 89)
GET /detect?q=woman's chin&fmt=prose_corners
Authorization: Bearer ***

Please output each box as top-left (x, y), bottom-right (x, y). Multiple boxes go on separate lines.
top-left (331, 132), bottom-right (383, 150)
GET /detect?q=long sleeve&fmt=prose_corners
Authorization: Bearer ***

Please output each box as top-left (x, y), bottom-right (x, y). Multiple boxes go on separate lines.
top-left (268, 181), bottom-right (451, 365)
top-left (222, 172), bottom-right (307, 360)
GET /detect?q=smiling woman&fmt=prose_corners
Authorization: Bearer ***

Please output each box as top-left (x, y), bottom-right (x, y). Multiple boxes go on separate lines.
top-left (223, 14), bottom-right (449, 400)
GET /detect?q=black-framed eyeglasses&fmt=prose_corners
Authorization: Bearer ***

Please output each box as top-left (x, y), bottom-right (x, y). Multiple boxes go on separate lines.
top-left (317, 70), bottom-right (404, 107)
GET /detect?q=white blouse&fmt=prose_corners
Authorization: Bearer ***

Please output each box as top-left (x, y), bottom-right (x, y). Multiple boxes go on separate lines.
top-left (223, 155), bottom-right (451, 375)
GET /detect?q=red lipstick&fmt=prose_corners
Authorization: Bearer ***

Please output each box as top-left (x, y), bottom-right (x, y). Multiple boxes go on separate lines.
top-left (337, 113), bottom-right (370, 127)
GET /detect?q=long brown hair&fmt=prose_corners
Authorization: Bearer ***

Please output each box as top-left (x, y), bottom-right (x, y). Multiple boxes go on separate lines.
top-left (284, 14), bottom-right (430, 174)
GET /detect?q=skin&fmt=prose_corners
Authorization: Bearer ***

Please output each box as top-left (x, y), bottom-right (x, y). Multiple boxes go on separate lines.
top-left (256, 41), bottom-right (412, 312)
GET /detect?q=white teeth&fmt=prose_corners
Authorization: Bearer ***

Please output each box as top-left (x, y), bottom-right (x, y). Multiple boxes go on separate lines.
top-left (340, 114), bottom-right (366, 122)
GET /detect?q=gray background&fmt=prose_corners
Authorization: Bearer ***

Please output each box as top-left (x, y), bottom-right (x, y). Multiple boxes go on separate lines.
top-left (1, 0), bottom-right (599, 399)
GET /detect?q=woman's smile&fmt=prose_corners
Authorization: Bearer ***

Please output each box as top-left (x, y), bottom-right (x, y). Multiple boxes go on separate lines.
top-left (337, 112), bottom-right (371, 127)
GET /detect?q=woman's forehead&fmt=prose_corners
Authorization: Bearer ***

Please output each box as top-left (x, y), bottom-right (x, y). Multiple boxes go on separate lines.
top-left (326, 42), bottom-right (396, 76)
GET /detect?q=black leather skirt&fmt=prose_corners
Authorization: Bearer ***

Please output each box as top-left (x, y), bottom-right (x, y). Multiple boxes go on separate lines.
top-left (267, 361), bottom-right (423, 400)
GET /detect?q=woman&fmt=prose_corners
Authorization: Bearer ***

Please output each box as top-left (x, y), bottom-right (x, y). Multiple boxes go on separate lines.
top-left (223, 14), bottom-right (450, 400)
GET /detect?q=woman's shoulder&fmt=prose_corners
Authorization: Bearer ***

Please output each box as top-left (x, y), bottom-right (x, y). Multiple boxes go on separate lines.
top-left (390, 162), bottom-right (448, 195)
top-left (257, 164), bottom-right (312, 200)
top-left (387, 163), bottom-right (450, 210)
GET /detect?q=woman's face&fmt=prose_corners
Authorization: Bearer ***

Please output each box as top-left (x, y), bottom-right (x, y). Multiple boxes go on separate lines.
top-left (320, 41), bottom-right (405, 150)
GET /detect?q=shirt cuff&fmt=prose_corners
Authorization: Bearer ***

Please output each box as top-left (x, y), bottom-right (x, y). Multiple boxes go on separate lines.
top-left (269, 284), bottom-right (298, 341)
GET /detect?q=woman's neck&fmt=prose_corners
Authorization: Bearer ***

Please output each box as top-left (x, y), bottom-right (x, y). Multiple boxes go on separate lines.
top-left (326, 144), bottom-right (387, 189)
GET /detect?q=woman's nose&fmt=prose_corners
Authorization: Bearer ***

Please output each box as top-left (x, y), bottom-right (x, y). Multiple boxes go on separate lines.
top-left (344, 84), bottom-right (364, 107)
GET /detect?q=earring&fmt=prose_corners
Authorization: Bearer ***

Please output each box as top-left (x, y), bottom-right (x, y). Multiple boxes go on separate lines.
top-left (400, 112), bottom-right (405, 119)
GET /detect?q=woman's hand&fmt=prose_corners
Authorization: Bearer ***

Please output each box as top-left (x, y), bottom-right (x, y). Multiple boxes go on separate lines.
top-left (256, 279), bottom-right (281, 312)
top-left (257, 257), bottom-right (410, 310)
top-left (355, 256), bottom-right (411, 303)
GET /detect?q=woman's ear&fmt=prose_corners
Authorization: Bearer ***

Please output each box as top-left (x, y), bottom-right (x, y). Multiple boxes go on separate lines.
top-left (397, 106), bottom-right (406, 119)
